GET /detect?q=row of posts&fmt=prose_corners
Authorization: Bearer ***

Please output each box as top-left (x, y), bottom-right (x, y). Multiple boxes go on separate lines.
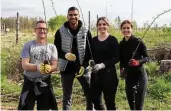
top-left (1, 12), bottom-right (171, 73)
top-left (2, 11), bottom-right (98, 44)
top-left (1, 12), bottom-right (19, 44)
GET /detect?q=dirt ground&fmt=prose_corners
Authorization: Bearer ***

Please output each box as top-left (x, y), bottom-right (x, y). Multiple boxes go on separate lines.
top-left (1, 102), bottom-right (17, 110)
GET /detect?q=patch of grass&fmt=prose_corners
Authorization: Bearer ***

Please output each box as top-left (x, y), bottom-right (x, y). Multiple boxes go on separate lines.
top-left (144, 62), bottom-right (160, 77)
top-left (1, 76), bottom-right (21, 94)
top-left (1, 32), bottom-right (171, 110)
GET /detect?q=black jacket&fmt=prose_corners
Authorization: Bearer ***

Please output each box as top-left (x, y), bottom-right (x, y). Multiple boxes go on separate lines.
top-left (92, 35), bottom-right (119, 67)
top-left (119, 35), bottom-right (149, 72)
top-left (54, 20), bottom-right (93, 74)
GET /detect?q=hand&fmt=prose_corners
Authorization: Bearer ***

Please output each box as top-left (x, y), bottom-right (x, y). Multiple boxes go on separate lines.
top-left (120, 68), bottom-right (124, 73)
top-left (37, 63), bottom-right (51, 74)
top-left (92, 63), bottom-right (105, 73)
top-left (76, 66), bottom-right (85, 77)
top-left (65, 53), bottom-right (76, 61)
top-left (120, 68), bottom-right (127, 79)
top-left (44, 64), bottom-right (51, 73)
top-left (129, 59), bottom-right (139, 66)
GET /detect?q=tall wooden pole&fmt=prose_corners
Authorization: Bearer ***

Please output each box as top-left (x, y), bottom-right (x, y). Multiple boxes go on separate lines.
top-left (3, 23), bottom-right (6, 34)
top-left (88, 11), bottom-right (91, 30)
top-left (131, 0), bottom-right (134, 21)
top-left (16, 12), bottom-right (19, 44)
top-left (106, 0), bottom-right (108, 18)
top-left (97, 14), bottom-right (98, 36)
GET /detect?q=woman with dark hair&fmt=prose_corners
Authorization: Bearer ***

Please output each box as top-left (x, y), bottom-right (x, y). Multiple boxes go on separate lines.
top-left (119, 20), bottom-right (149, 110)
top-left (90, 17), bottom-right (119, 110)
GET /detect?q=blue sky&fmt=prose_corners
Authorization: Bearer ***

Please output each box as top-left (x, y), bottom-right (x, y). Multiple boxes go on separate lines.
top-left (1, 0), bottom-right (171, 27)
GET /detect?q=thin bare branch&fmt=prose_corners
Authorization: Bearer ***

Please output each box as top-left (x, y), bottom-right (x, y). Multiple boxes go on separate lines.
top-left (42, 0), bottom-right (47, 22)
top-left (50, 0), bottom-right (57, 16)
top-left (76, 0), bottom-right (85, 26)
top-left (142, 9), bottom-right (171, 39)
top-left (132, 9), bottom-right (171, 59)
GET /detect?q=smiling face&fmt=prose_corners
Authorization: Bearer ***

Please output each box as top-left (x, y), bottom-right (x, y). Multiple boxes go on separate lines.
top-left (35, 22), bottom-right (48, 40)
top-left (67, 10), bottom-right (80, 26)
top-left (97, 17), bottom-right (109, 34)
top-left (120, 20), bottom-right (133, 38)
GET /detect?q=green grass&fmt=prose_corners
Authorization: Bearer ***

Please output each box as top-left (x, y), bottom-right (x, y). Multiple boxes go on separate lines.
top-left (1, 31), bottom-right (171, 110)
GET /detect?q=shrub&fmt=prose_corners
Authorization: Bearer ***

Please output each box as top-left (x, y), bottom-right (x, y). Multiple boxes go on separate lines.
top-left (144, 62), bottom-right (160, 77)
top-left (147, 73), bottom-right (171, 102)
top-left (4, 45), bottom-right (23, 81)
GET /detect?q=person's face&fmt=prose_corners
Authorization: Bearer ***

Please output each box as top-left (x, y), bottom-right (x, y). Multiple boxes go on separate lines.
top-left (67, 10), bottom-right (80, 25)
top-left (97, 20), bottom-right (109, 34)
top-left (35, 23), bottom-right (48, 39)
top-left (121, 23), bottom-right (133, 37)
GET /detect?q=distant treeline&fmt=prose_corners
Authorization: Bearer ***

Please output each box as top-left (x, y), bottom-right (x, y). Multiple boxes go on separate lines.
top-left (1, 15), bottom-right (67, 32)
top-left (1, 15), bottom-right (171, 33)
top-left (1, 16), bottom-right (39, 32)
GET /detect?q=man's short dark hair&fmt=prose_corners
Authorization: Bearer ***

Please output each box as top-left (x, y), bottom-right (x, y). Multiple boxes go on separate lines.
top-left (68, 6), bottom-right (79, 13)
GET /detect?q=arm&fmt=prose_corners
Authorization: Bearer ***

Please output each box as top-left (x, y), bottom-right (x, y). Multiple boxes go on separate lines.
top-left (22, 59), bottom-right (58, 73)
top-left (119, 44), bottom-right (125, 69)
top-left (103, 37), bottom-right (119, 67)
top-left (21, 42), bottom-right (38, 71)
top-left (22, 58), bottom-right (37, 71)
top-left (138, 40), bottom-right (149, 64)
top-left (50, 59), bottom-right (57, 72)
top-left (54, 29), bottom-right (66, 59)
top-left (50, 44), bottom-right (58, 72)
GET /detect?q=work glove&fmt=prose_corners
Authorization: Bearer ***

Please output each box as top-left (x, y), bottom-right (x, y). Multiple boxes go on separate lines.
top-left (76, 60), bottom-right (95, 78)
top-left (120, 68), bottom-right (127, 79)
top-left (76, 66), bottom-right (85, 78)
top-left (92, 63), bottom-right (105, 73)
top-left (65, 52), bottom-right (76, 61)
top-left (129, 59), bottom-right (139, 66)
top-left (37, 63), bottom-right (51, 74)
top-left (83, 66), bottom-right (91, 84)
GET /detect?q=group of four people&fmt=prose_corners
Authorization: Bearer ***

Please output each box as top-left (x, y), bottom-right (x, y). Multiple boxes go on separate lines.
top-left (18, 6), bottom-right (149, 110)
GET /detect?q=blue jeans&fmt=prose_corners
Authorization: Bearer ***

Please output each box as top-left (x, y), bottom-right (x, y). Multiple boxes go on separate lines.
top-left (61, 73), bottom-right (92, 110)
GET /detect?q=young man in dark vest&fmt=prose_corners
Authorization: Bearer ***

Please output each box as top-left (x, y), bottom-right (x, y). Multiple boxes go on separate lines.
top-left (54, 6), bottom-right (103, 110)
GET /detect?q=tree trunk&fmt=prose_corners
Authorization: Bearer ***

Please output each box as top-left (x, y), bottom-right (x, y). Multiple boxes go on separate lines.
top-left (160, 60), bottom-right (171, 73)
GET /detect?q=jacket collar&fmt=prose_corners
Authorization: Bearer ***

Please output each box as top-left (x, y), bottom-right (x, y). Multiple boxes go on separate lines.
top-left (64, 20), bottom-right (82, 30)
top-left (122, 35), bottom-right (135, 43)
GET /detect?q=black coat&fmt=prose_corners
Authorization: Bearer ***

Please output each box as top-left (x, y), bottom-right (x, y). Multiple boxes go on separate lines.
top-left (119, 35), bottom-right (149, 78)
top-left (92, 35), bottom-right (119, 67)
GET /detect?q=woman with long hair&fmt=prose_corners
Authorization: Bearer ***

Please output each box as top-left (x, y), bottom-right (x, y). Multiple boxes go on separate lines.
top-left (90, 17), bottom-right (119, 110)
